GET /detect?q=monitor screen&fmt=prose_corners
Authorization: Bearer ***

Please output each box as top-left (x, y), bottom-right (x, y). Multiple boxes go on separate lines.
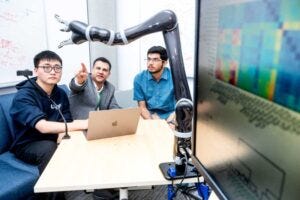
top-left (192, 0), bottom-right (300, 199)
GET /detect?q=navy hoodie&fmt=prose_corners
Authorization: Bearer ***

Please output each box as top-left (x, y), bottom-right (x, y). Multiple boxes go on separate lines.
top-left (10, 77), bottom-right (73, 150)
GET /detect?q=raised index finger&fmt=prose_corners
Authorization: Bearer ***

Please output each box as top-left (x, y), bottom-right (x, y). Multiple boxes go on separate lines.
top-left (81, 63), bottom-right (87, 72)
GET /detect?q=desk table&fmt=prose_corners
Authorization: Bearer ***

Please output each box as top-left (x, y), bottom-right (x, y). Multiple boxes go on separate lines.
top-left (34, 119), bottom-right (222, 200)
top-left (34, 119), bottom-right (200, 193)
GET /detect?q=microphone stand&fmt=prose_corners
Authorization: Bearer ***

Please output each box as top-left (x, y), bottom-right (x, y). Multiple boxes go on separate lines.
top-left (48, 98), bottom-right (70, 139)
top-left (16, 70), bottom-right (70, 139)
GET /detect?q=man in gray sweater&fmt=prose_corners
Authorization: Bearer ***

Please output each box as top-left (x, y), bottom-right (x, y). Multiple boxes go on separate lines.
top-left (69, 57), bottom-right (120, 120)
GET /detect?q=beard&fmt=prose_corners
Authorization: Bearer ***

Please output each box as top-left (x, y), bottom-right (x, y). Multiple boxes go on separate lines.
top-left (149, 65), bottom-right (164, 74)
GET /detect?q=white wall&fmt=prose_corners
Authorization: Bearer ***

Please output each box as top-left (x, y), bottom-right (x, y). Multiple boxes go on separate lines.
top-left (116, 0), bottom-right (141, 90)
top-left (87, 0), bottom-right (118, 87)
top-left (44, 0), bottom-right (90, 86)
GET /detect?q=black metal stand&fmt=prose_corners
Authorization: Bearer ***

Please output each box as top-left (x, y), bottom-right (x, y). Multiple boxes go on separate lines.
top-left (159, 162), bottom-right (199, 180)
top-left (160, 162), bottom-right (211, 200)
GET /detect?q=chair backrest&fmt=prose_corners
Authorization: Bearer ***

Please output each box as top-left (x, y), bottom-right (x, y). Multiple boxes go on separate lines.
top-left (114, 89), bottom-right (137, 108)
top-left (58, 84), bottom-right (70, 96)
top-left (0, 93), bottom-right (15, 153)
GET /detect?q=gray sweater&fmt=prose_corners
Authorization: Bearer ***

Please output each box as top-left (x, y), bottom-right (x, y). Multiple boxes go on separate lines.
top-left (68, 74), bottom-right (120, 119)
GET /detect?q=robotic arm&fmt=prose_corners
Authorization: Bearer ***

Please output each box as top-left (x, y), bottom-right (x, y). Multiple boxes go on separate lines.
top-left (56, 10), bottom-right (193, 174)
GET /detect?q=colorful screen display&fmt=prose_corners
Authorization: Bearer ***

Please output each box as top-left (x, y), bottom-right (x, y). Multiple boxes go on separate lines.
top-left (193, 1), bottom-right (300, 199)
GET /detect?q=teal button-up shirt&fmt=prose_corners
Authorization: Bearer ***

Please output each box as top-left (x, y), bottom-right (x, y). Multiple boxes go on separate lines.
top-left (133, 67), bottom-right (175, 119)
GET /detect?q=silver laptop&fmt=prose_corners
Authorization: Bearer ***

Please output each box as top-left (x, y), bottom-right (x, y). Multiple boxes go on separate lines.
top-left (85, 107), bottom-right (141, 140)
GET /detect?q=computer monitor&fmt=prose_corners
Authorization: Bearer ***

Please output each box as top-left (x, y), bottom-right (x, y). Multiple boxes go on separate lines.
top-left (192, 0), bottom-right (300, 199)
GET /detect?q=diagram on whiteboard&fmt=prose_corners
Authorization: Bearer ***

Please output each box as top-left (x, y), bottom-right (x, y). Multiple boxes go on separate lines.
top-left (0, 0), bottom-right (47, 87)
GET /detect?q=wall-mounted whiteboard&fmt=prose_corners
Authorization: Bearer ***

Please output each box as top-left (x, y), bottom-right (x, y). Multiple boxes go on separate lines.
top-left (0, 0), bottom-right (47, 87)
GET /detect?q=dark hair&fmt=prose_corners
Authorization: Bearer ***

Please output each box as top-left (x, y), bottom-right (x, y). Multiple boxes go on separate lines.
top-left (34, 50), bottom-right (62, 67)
top-left (147, 46), bottom-right (168, 61)
top-left (93, 57), bottom-right (112, 71)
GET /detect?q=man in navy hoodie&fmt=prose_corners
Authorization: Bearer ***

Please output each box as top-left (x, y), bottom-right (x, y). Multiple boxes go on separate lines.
top-left (10, 50), bottom-right (88, 175)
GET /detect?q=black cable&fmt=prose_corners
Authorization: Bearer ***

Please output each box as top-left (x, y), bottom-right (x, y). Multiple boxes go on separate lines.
top-left (180, 189), bottom-right (201, 200)
top-left (172, 152), bottom-right (189, 197)
top-left (181, 169), bottom-right (202, 200)
top-left (181, 166), bottom-right (202, 200)
top-left (176, 155), bottom-right (203, 200)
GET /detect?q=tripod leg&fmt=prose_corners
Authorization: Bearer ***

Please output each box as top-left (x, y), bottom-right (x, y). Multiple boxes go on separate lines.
top-left (119, 188), bottom-right (128, 200)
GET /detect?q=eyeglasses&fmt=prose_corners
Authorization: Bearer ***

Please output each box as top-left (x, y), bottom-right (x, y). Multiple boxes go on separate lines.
top-left (38, 65), bottom-right (62, 73)
top-left (145, 58), bottom-right (163, 63)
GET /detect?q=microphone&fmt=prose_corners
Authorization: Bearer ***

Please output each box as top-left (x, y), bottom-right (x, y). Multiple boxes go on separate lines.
top-left (16, 70), bottom-right (70, 139)
top-left (16, 69), bottom-right (33, 77)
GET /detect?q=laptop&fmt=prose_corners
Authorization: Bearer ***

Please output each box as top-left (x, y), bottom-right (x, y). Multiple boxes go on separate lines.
top-left (85, 107), bottom-right (141, 140)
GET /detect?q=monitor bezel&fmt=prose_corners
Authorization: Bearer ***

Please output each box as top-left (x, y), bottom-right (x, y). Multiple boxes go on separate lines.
top-left (192, 1), bottom-right (228, 199)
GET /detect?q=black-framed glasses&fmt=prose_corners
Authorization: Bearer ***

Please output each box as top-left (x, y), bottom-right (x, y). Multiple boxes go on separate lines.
top-left (38, 65), bottom-right (62, 73)
top-left (144, 58), bottom-right (163, 63)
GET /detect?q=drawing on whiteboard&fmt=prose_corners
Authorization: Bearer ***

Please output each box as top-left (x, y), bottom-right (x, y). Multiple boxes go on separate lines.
top-left (0, 0), bottom-right (47, 87)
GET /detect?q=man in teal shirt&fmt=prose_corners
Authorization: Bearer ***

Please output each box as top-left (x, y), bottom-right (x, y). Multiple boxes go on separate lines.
top-left (133, 46), bottom-right (175, 124)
